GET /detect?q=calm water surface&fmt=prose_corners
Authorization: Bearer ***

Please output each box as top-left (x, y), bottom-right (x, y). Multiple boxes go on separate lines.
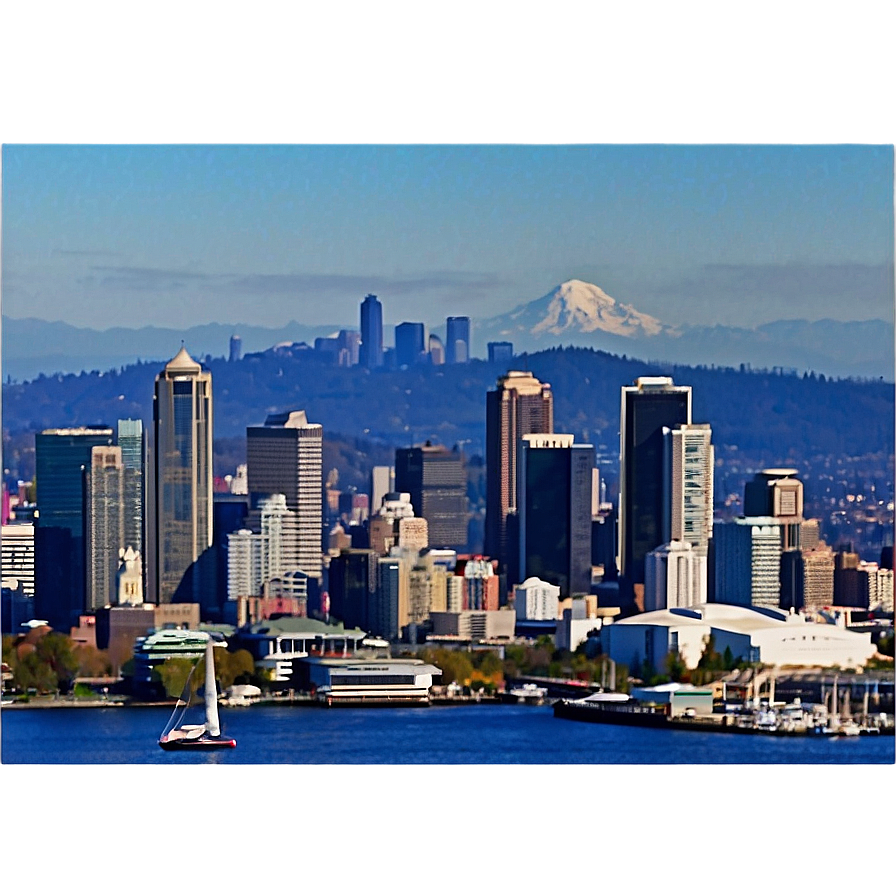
top-left (2, 703), bottom-right (893, 765)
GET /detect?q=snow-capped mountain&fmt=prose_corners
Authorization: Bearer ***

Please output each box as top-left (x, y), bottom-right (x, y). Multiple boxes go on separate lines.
top-left (478, 279), bottom-right (675, 347)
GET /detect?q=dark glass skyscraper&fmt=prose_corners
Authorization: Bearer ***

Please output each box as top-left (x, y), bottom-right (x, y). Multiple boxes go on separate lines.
top-left (517, 434), bottom-right (593, 596)
top-left (446, 316), bottom-right (471, 364)
top-left (34, 426), bottom-right (114, 630)
top-left (619, 377), bottom-right (691, 587)
top-left (395, 444), bottom-right (468, 550)
top-left (395, 321), bottom-right (425, 368)
top-left (359, 293), bottom-right (384, 369)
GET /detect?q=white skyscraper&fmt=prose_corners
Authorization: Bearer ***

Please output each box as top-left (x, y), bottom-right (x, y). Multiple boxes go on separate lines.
top-left (659, 423), bottom-right (714, 605)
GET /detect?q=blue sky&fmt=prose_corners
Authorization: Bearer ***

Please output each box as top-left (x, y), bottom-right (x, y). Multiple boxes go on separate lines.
top-left (2, 144), bottom-right (893, 332)
top-left (0, 0), bottom-right (894, 327)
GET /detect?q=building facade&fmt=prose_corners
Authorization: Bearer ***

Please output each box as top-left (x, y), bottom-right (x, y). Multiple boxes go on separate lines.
top-left (85, 445), bottom-right (126, 611)
top-left (35, 426), bottom-right (114, 629)
top-left (619, 377), bottom-right (691, 587)
top-left (395, 321), bottom-right (426, 368)
top-left (246, 410), bottom-right (323, 581)
top-left (517, 434), bottom-right (593, 596)
top-left (153, 347), bottom-right (213, 604)
top-left (713, 517), bottom-right (783, 609)
top-left (446, 316), bottom-right (471, 364)
top-left (485, 371), bottom-right (553, 573)
top-left (395, 444), bottom-right (468, 550)
top-left (359, 293), bottom-right (384, 369)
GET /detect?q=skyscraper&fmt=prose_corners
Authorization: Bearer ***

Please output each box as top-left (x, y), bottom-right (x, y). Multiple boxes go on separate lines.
top-left (153, 347), bottom-right (213, 604)
top-left (446, 316), bottom-right (471, 364)
top-left (485, 371), bottom-right (553, 572)
top-left (246, 410), bottom-right (323, 581)
top-left (84, 445), bottom-right (125, 610)
top-left (517, 434), bottom-right (593, 596)
top-left (488, 342), bottom-right (514, 364)
top-left (359, 293), bottom-right (384, 369)
top-left (619, 377), bottom-right (691, 588)
top-left (117, 419), bottom-right (144, 560)
top-left (395, 321), bottom-right (426, 368)
top-left (395, 444), bottom-right (468, 550)
top-left (34, 426), bottom-right (114, 629)
top-left (713, 517), bottom-right (783, 609)
top-left (660, 422), bottom-right (714, 604)
top-left (744, 468), bottom-right (804, 550)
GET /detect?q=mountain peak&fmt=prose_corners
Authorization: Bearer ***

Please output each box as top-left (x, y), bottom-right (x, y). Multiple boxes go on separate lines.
top-left (530, 280), bottom-right (666, 338)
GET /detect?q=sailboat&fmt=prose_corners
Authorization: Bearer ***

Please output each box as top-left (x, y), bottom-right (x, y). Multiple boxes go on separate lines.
top-left (159, 635), bottom-right (237, 751)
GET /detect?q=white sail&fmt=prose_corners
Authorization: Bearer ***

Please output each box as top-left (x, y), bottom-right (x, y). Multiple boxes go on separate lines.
top-left (204, 638), bottom-right (221, 736)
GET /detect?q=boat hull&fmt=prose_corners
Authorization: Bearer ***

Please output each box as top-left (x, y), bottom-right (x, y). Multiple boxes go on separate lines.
top-left (159, 735), bottom-right (237, 751)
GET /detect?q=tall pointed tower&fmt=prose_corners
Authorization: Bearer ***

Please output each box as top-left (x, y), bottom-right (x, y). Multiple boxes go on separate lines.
top-left (153, 346), bottom-right (213, 603)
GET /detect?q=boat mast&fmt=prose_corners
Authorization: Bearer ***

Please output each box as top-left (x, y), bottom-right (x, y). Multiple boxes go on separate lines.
top-left (205, 639), bottom-right (221, 736)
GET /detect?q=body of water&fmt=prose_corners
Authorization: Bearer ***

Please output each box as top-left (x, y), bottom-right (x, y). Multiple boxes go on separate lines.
top-left (3, 703), bottom-right (894, 764)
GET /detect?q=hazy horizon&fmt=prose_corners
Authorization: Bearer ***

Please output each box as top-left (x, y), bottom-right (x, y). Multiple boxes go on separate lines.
top-left (2, 145), bottom-right (893, 334)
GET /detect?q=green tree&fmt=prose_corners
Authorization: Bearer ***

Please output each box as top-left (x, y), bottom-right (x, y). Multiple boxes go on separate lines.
top-left (664, 649), bottom-right (688, 682)
top-left (16, 649), bottom-right (57, 693)
top-left (74, 644), bottom-right (112, 677)
top-left (215, 649), bottom-right (256, 690)
top-left (35, 632), bottom-right (79, 693)
top-left (158, 657), bottom-right (200, 700)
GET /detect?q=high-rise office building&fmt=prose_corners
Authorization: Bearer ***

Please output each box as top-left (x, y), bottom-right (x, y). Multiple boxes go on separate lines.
top-left (84, 445), bottom-right (125, 611)
top-left (370, 465), bottom-right (395, 515)
top-left (619, 377), bottom-right (691, 587)
top-left (713, 517), bottom-right (783, 609)
top-left (744, 468), bottom-right (804, 550)
top-left (153, 347), bottom-right (213, 604)
top-left (660, 423), bottom-right (713, 604)
top-left (517, 434), bottom-right (593, 596)
top-left (488, 342), bottom-right (514, 364)
top-left (359, 293), bottom-right (384, 369)
top-left (117, 419), bottom-right (144, 561)
top-left (428, 335), bottom-right (445, 365)
top-left (34, 426), bottom-right (114, 629)
top-left (376, 555), bottom-right (410, 640)
top-left (328, 548), bottom-right (377, 631)
top-left (395, 322), bottom-right (426, 368)
top-left (485, 371), bottom-right (554, 573)
top-left (644, 540), bottom-right (702, 612)
top-left (1, 522), bottom-right (35, 598)
top-left (246, 410), bottom-right (323, 581)
top-left (395, 444), bottom-right (468, 550)
top-left (446, 316), bottom-right (471, 364)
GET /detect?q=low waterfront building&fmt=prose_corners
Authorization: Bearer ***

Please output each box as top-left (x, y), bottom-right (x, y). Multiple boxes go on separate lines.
top-left (232, 616), bottom-right (368, 683)
top-left (630, 682), bottom-right (715, 715)
top-left (600, 602), bottom-right (877, 673)
top-left (296, 655), bottom-right (442, 704)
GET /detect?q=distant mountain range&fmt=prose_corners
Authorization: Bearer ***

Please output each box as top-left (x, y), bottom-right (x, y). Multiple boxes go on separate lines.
top-left (472, 280), bottom-right (894, 381)
top-left (2, 279), bottom-right (893, 381)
